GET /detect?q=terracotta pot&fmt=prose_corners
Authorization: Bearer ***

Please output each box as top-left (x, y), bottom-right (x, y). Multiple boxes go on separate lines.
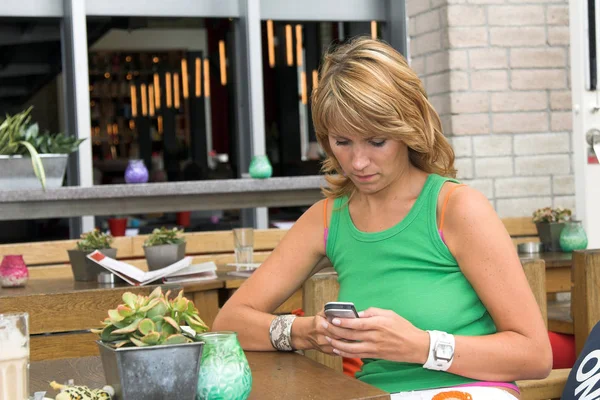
top-left (176, 211), bottom-right (191, 228)
top-left (108, 218), bottom-right (127, 237)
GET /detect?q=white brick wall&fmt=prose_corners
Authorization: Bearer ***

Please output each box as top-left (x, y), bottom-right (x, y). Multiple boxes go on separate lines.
top-left (407, 0), bottom-right (574, 218)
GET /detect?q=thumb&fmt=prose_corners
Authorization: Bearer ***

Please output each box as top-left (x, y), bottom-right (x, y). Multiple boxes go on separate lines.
top-left (358, 307), bottom-right (385, 318)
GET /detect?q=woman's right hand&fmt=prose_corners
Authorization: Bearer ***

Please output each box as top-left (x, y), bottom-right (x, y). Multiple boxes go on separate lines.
top-left (305, 311), bottom-right (339, 355)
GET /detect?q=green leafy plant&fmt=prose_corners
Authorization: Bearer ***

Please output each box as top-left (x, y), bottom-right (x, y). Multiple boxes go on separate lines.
top-left (143, 227), bottom-right (185, 247)
top-left (532, 207), bottom-right (572, 223)
top-left (0, 106), bottom-right (85, 190)
top-left (92, 286), bottom-right (208, 348)
top-left (76, 229), bottom-right (113, 251)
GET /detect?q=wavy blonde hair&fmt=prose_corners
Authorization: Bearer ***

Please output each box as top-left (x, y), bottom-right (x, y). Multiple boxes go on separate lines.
top-left (312, 37), bottom-right (456, 199)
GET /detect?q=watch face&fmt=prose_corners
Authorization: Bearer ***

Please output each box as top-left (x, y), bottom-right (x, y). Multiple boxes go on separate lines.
top-left (435, 343), bottom-right (454, 361)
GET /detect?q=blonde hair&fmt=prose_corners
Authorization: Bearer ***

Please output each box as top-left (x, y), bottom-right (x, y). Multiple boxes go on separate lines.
top-left (312, 37), bottom-right (456, 199)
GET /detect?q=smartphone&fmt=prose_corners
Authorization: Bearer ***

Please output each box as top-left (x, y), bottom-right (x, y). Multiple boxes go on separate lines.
top-left (324, 301), bottom-right (359, 320)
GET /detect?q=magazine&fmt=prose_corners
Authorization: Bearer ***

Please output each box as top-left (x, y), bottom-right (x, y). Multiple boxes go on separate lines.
top-left (87, 250), bottom-right (195, 286)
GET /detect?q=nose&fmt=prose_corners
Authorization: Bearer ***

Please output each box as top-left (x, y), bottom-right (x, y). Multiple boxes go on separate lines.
top-left (351, 146), bottom-right (370, 171)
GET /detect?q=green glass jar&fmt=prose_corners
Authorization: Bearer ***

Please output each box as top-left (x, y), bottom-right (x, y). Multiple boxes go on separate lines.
top-left (197, 331), bottom-right (252, 400)
top-left (559, 220), bottom-right (588, 252)
top-left (248, 155), bottom-right (272, 179)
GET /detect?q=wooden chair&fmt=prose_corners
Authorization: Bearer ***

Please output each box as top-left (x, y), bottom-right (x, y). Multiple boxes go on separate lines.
top-left (301, 258), bottom-right (570, 399)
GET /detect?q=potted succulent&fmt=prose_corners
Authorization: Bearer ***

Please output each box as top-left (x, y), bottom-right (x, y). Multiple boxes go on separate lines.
top-left (532, 206), bottom-right (572, 252)
top-left (143, 227), bottom-right (186, 271)
top-left (68, 229), bottom-right (117, 281)
top-left (92, 287), bottom-right (208, 400)
top-left (0, 106), bottom-right (85, 190)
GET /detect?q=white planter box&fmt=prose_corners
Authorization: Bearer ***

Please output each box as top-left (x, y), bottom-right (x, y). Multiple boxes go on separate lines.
top-left (0, 154), bottom-right (68, 190)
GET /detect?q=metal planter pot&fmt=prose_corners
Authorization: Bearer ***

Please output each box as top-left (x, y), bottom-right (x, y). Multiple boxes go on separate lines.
top-left (97, 340), bottom-right (204, 400)
top-left (68, 248), bottom-right (117, 282)
top-left (535, 222), bottom-right (565, 252)
top-left (144, 242), bottom-right (186, 271)
top-left (0, 154), bottom-right (68, 190)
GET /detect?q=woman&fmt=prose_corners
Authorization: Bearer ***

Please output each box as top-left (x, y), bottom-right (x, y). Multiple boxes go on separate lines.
top-left (213, 37), bottom-right (552, 399)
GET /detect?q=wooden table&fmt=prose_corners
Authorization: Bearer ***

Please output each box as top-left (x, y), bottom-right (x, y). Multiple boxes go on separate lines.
top-left (30, 353), bottom-right (390, 400)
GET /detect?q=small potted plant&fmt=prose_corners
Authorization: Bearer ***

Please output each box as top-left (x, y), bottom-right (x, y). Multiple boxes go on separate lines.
top-left (0, 106), bottom-right (85, 190)
top-left (143, 227), bottom-right (186, 271)
top-left (68, 229), bottom-right (116, 281)
top-left (532, 206), bottom-right (572, 252)
top-left (92, 287), bottom-right (208, 400)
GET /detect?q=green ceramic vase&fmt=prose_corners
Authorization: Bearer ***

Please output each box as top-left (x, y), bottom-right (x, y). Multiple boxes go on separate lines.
top-left (196, 331), bottom-right (252, 400)
top-left (248, 155), bottom-right (272, 179)
top-left (559, 220), bottom-right (588, 252)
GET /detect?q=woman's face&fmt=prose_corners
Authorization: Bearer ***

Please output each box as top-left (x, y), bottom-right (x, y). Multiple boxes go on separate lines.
top-left (328, 132), bottom-right (409, 194)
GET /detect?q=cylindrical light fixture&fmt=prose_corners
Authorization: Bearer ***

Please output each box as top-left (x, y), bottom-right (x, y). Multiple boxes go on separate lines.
top-left (149, 84), bottom-right (155, 117)
top-left (174, 72), bottom-right (180, 109)
top-left (181, 58), bottom-right (189, 99)
top-left (295, 24), bottom-right (303, 67)
top-left (195, 57), bottom-right (201, 97)
top-left (140, 83), bottom-right (148, 116)
top-left (157, 115), bottom-right (164, 134)
top-left (267, 20), bottom-right (275, 68)
top-left (130, 84), bottom-right (137, 117)
top-left (165, 72), bottom-right (172, 108)
top-left (285, 24), bottom-right (293, 66)
top-left (219, 40), bottom-right (227, 86)
top-left (203, 58), bottom-right (211, 97)
top-left (153, 73), bottom-right (161, 109)
top-left (371, 21), bottom-right (377, 39)
top-left (301, 71), bottom-right (307, 105)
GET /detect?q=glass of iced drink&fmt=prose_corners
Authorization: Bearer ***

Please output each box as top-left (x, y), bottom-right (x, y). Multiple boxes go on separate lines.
top-left (0, 312), bottom-right (29, 400)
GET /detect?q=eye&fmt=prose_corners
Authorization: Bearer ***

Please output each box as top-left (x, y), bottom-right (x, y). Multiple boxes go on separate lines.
top-left (335, 140), bottom-right (349, 146)
top-left (370, 139), bottom-right (386, 147)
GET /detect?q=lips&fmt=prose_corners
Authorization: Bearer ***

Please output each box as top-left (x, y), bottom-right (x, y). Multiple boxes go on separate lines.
top-left (354, 174), bottom-right (376, 182)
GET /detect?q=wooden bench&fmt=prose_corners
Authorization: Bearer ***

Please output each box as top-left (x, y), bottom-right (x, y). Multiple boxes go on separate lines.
top-left (0, 229), bottom-right (289, 361)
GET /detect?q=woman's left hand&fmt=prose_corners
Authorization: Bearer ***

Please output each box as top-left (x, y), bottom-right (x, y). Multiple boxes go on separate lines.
top-left (324, 307), bottom-right (429, 364)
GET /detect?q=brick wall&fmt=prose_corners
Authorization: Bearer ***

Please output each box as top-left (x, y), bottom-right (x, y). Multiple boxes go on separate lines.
top-left (406, 0), bottom-right (574, 218)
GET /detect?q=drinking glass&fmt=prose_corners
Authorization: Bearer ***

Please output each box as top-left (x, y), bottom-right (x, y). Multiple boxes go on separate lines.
top-left (233, 228), bottom-right (254, 269)
top-left (0, 312), bottom-right (29, 400)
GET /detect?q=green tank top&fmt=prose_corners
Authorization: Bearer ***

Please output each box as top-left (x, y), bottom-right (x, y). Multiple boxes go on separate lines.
top-left (326, 174), bottom-right (497, 393)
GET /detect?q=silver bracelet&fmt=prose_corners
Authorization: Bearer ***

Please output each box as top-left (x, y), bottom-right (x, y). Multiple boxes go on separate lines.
top-left (269, 314), bottom-right (297, 351)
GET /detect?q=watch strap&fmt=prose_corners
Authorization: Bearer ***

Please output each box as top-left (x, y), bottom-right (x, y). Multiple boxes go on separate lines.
top-left (423, 330), bottom-right (455, 371)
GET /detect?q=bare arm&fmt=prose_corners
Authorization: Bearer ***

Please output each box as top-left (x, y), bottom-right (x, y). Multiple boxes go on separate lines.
top-left (212, 200), bottom-right (331, 351)
top-left (441, 186), bottom-right (552, 381)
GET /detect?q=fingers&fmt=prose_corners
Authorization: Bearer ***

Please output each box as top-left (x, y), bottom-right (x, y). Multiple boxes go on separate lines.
top-left (326, 336), bottom-right (371, 358)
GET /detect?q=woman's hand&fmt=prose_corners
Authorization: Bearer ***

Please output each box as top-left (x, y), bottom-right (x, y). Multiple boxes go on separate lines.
top-left (323, 307), bottom-right (429, 363)
top-left (303, 311), bottom-right (341, 355)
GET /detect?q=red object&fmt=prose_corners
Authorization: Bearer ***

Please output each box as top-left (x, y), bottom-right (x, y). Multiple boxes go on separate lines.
top-left (108, 218), bottom-right (127, 237)
top-left (548, 331), bottom-right (576, 369)
top-left (0, 255), bottom-right (29, 287)
top-left (343, 357), bottom-right (364, 378)
top-left (176, 211), bottom-right (191, 228)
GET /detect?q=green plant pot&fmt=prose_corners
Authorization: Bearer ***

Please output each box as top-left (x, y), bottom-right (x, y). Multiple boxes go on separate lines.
top-left (144, 242), bottom-right (186, 271)
top-left (68, 248), bottom-right (117, 281)
top-left (535, 222), bottom-right (565, 252)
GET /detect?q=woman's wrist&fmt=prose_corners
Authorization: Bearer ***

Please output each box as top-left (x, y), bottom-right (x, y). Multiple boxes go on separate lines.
top-left (409, 329), bottom-right (431, 365)
top-left (290, 316), bottom-right (314, 350)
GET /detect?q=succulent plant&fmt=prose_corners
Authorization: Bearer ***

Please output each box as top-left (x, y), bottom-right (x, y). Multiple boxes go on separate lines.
top-left (92, 287), bottom-right (208, 348)
top-left (143, 227), bottom-right (185, 247)
top-left (76, 229), bottom-right (113, 252)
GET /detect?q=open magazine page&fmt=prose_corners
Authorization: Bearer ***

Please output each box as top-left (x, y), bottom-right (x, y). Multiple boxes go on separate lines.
top-left (87, 251), bottom-right (193, 286)
top-left (162, 262), bottom-right (218, 283)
